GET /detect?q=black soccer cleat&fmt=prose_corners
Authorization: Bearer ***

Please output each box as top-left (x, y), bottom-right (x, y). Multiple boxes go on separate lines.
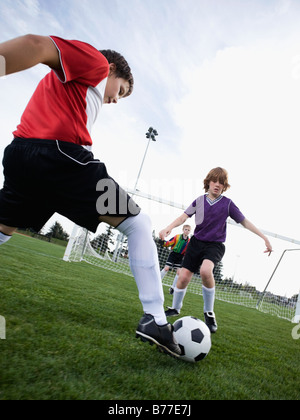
top-left (165, 307), bottom-right (180, 317)
top-left (136, 313), bottom-right (182, 358)
top-left (204, 311), bottom-right (218, 333)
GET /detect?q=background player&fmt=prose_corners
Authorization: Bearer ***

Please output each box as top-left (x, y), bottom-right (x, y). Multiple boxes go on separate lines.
top-left (160, 225), bottom-right (191, 294)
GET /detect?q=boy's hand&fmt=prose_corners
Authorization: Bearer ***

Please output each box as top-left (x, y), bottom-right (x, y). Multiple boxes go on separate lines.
top-left (159, 228), bottom-right (171, 241)
top-left (264, 239), bottom-right (273, 256)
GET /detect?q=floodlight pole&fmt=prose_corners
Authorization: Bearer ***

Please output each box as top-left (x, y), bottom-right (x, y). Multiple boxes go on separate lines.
top-left (133, 127), bottom-right (158, 194)
top-left (113, 127), bottom-right (158, 262)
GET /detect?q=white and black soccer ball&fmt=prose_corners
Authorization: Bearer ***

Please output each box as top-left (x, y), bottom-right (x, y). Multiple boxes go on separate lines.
top-left (173, 316), bottom-right (211, 363)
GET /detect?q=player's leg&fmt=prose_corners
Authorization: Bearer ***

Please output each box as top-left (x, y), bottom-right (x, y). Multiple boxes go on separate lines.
top-left (0, 140), bottom-right (180, 357)
top-left (166, 238), bottom-right (200, 317)
top-left (160, 264), bottom-right (170, 280)
top-left (165, 268), bottom-right (193, 316)
top-left (200, 242), bottom-right (225, 333)
top-left (169, 264), bottom-right (183, 294)
top-left (0, 224), bottom-right (16, 245)
top-left (200, 259), bottom-right (218, 332)
top-left (200, 258), bottom-right (215, 309)
top-left (0, 141), bottom-right (21, 245)
top-left (102, 213), bottom-right (181, 357)
top-left (161, 251), bottom-right (178, 280)
top-left (115, 213), bottom-right (167, 324)
top-left (53, 144), bottom-right (181, 357)
top-left (0, 139), bottom-right (56, 239)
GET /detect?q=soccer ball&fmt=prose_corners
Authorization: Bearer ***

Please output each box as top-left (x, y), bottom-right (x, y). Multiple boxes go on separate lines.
top-left (173, 316), bottom-right (211, 363)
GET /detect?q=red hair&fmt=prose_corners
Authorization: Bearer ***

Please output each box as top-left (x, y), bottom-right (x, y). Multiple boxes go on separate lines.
top-left (203, 167), bottom-right (230, 192)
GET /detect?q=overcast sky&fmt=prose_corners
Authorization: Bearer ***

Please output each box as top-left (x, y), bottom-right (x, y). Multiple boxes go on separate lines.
top-left (0, 0), bottom-right (300, 296)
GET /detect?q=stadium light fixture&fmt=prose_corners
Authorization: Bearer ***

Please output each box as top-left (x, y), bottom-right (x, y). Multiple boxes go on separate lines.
top-left (133, 127), bottom-right (158, 194)
top-left (145, 127), bottom-right (158, 141)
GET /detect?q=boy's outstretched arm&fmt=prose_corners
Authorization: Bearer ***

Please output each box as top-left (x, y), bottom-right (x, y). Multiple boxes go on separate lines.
top-left (159, 213), bottom-right (189, 240)
top-left (0, 34), bottom-right (60, 76)
top-left (241, 218), bottom-right (273, 256)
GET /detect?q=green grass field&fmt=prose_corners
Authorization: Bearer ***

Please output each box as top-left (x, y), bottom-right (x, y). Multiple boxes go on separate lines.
top-left (0, 234), bottom-right (299, 400)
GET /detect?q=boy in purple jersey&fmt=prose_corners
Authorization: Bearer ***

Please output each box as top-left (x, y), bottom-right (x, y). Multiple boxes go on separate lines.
top-left (159, 167), bottom-right (272, 333)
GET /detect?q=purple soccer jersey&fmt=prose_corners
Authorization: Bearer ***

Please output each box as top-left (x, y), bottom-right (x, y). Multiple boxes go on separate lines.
top-left (184, 194), bottom-right (245, 243)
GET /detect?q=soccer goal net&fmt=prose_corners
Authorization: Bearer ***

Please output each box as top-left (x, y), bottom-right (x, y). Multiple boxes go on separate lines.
top-left (63, 191), bottom-right (300, 323)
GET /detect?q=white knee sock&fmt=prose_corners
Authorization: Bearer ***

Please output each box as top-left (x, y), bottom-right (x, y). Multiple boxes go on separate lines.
top-left (118, 213), bottom-right (167, 325)
top-left (0, 232), bottom-right (12, 245)
top-left (172, 286), bottom-right (187, 312)
top-left (172, 274), bottom-right (179, 289)
top-left (202, 285), bottom-right (215, 313)
top-left (160, 269), bottom-right (167, 279)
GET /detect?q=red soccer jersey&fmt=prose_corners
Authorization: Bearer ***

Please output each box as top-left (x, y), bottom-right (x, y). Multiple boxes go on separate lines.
top-left (13, 36), bottom-right (109, 146)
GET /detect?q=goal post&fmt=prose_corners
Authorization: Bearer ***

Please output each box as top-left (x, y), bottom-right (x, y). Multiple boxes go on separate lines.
top-left (256, 249), bottom-right (300, 321)
top-left (292, 292), bottom-right (300, 323)
top-left (63, 224), bottom-right (80, 262)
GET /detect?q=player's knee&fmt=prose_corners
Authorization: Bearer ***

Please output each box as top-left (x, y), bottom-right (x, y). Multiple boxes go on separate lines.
top-left (178, 271), bottom-right (191, 288)
top-left (200, 260), bottom-right (214, 280)
top-left (178, 279), bottom-right (189, 289)
top-left (200, 267), bottom-right (214, 283)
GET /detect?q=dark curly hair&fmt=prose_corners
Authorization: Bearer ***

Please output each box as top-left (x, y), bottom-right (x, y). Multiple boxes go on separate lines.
top-left (99, 49), bottom-right (134, 97)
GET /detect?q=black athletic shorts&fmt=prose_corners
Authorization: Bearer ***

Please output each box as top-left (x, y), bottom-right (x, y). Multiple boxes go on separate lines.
top-left (182, 235), bottom-right (225, 273)
top-left (165, 251), bottom-right (184, 269)
top-left (0, 138), bottom-right (141, 232)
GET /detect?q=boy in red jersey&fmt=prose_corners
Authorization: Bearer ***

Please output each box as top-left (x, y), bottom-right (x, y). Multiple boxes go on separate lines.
top-left (0, 34), bottom-right (181, 358)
